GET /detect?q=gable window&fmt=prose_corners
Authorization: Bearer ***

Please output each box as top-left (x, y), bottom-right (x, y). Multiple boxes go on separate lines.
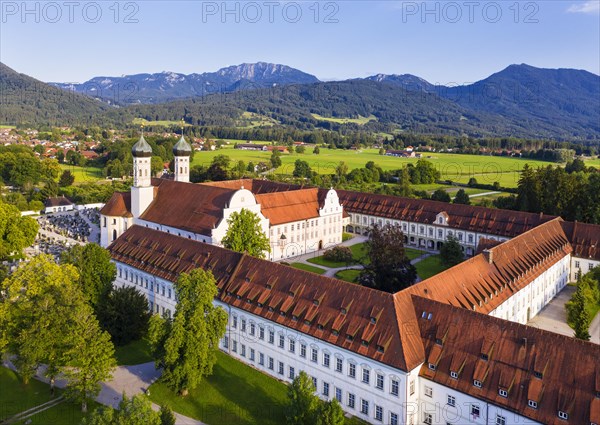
top-left (473, 380), bottom-right (482, 388)
top-left (450, 371), bottom-right (459, 379)
top-left (495, 414), bottom-right (506, 425)
top-left (424, 413), bottom-right (432, 425)
top-left (428, 363), bottom-right (436, 370)
top-left (558, 411), bottom-right (568, 420)
top-left (528, 400), bottom-right (538, 409)
top-left (471, 405), bottom-right (480, 418)
top-left (447, 395), bottom-right (455, 407)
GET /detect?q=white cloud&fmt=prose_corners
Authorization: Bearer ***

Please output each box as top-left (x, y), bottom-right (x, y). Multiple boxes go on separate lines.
top-left (567, 1), bottom-right (600, 14)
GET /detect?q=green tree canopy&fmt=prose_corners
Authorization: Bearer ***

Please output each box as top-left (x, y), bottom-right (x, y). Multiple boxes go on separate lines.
top-left (97, 286), bottom-right (151, 346)
top-left (286, 371), bottom-right (319, 425)
top-left (149, 269), bottom-right (228, 395)
top-left (440, 235), bottom-right (464, 267)
top-left (453, 189), bottom-right (470, 205)
top-left (293, 160), bottom-right (313, 178)
top-left (359, 223), bottom-right (417, 292)
top-left (59, 170), bottom-right (75, 187)
top-left (221, 209), bottom-right (270, 259)
top-left (61, 243), bottom-right (117, 310)
top-left (316, 399), bottom-right (345, 425)
top-left (431, 188), bottom-right (451, 203)
top-left (270, 150), bottom-right (282, 169)
top-left (0, 201), bottom-right (39, 260)
top-left (82, 394), bottom-right (163, 425)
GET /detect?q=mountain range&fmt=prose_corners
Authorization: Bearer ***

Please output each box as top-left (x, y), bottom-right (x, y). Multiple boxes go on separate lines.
top-left (1, 61), bottom-right (599, 140)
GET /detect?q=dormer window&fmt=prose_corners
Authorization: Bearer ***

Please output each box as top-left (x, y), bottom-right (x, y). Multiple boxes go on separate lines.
top-left (288, 290), bottom-right (294, 297)
top-left (346, 334), bottom-right (354, 342)
top-left (341, 308), bottom-right (347, 315)
top-left (266, 284), bottom-right (272, 290)
top-left (370, 317), bottom-right (377, 324)
top-left (428, 363), bottom-right (436, 371)
top-left (450, 371), bottom-right (458, 379)
top-left (376, 345), bottom-right (384, 353)
top-left (528, 400), bottom-right (537, 409)
top-left (480, 353), bottom-right (489, 361)
top-left (499, 389), bottom-right (508, 398)
top-left (435, 338), bottom-right (443, 345)
top-left (473, 380), bottom-right (482, 388)
top-left (361, 340), bottom-right (369, 347)
top-left (317, 324), bottom-right (324, 330)
top-left (332, 330), bottom-right (339, 336)
top-left (558, 411), bottom-right (568, 420)
top-left (533, 371), bottom-right (543, 379)
top-left (313, 300), bottom-right (319, 306)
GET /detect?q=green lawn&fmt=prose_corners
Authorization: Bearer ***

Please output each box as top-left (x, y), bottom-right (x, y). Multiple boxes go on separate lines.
top-left (307, 243), bottom-right (367, 268)
top-left (415, 255), bottom-right (451, 280)
top-left (114, 338), bottom-right (154, 365)
top-left (290, 263), bottom-right (326, 275)
top-left (311, 113), bottom-right (377, 125)
top-left (133, 118), bottom-right (192, 127)
top-left (0, 125), bottom-right (16, 129)
top-left (405, 248), bottom-right (426, 260)
top-left (0, 366), bottom-right (98, 425)
top-left (149, 351), bottom-right (363, 425)
top-left (191, 147), bottom-right (556, 188)
top-left (59, 164), bottom-right (104, 184)
top-left (335, 269), bottom-right (362, 283)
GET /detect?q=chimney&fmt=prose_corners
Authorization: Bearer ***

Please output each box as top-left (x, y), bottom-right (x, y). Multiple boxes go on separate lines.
top-left (483, 249), bottom-right (493, 264)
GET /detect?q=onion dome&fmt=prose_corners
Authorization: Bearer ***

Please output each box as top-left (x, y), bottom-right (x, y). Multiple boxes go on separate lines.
top-left (131, 134), bottom-right (153, 157)
top-left (173, 135), bottom-right (192, 157)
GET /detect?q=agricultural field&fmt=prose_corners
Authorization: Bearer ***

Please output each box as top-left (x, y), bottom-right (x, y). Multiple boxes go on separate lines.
top-left (59, 164), bottom-right (104, 183)
top-left (310, 113), bottom-right (378, 125)
top-left (0, 125), bottom-right (16, 129)
top-left (191, 146), bottom-right (557, 188)
top-left (236, 112), bottom-right (279, 128)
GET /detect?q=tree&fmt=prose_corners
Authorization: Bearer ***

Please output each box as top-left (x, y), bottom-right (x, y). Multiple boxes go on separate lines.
top-left (317, 399), bottom-right (345, 425)
top-left (293, 160), bottom-right (313, 178)
top-left (323, 246), bottom-right (353, 264)
top-left (59, 170), bottom-right (75, 187)
top-left (41, 158), bottom-right (61, 180)
top-left (286, 371), bottom-right (319, 425)
top-left (570, 283), bottom-right (591, 340)
top-left (151, 156), bottom-right (164, 176)
top-left (313, 146), bottom-right (320, 155)
top-left (207, 155), bottom-right (231, 181)
top-left (453, 189), bottom-right (470, 205)
top-left (440, 235), bottom-right (464, 266)
top-left (97, 286), bottom-right (151, 346)
top-left (149, 269), bottom-right (228, 396)
top-left (82, 394), bottom-right (161, 425)
top-left (467, 177), bottom-right (478, 187)
top-left (221, 209), bottom-right (270, 258)
top-left (517, 164), bottom-right (540, 212)
top-left (270, 150), bottom-right (282, 169)
top-left (61, 243), bottom-right (117, 310)
top-left (431, 188), bottom-right (451, 203)
top-left (295, 145), bottom-right (306, 154)
top-left (334, 161), bottom-right (348, 182)
top-left (397, 166), bottom-right (412, 197)
top-left (0, 201), bottom-right (39, 260)
top-left (359, 224), bottom-right (417, 292)
top-left (159, 405), bottom-right (176, 425)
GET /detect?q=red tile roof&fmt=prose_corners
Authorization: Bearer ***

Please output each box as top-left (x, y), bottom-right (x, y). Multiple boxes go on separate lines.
top-left (99, 192), bottom-right (132, 217)
top-left (561, 221), bottom-right (600, 261)
top-left (44, 196), bottom-right (74, 208)
top-left (336, 189), bottom-right (555, 238)
top-left (413, 296), bottom-right (600, 425)
top-left (255, 188), bottom-right (322, 225)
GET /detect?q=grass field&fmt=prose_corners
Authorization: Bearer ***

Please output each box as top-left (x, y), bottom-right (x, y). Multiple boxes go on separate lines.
top-left (237, 112), bottom-right (279, 128)
top-left (59, 164), bottom-right (104, 183)
top-left (0, 367), bottom-right (97, 425)
top-left (306, 242), bottom-right (367, 268)
top-left (311, 114), bottom-right (377, 125)
top-left (114, 338), bottom-right (153, 365)
top-left (415, 255), bottom-right (451, 280)
top-left (290, 263), bottom-right (326, 275)
top-left (335, 269), bottom-right (361, 283)
top-left (191, 147), bottom-right (556, 188)
top-left (0, 125), bottom-right (16, 129)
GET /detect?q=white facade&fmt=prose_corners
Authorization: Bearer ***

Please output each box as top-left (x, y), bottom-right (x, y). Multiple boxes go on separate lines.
top-left (132, 156), bottom-right (151, 188)
top-left (174, 155), bottom-right (189, 182)
top-left (101, 215), bottom-right (133, 247)
top-left (570, 256), bottom-right (600, 281)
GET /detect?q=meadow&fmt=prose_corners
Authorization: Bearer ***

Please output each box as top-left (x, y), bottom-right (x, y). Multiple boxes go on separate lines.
top-left (191, 145), bottom-right (558, 188)
top-left (132, 118), bottom-right (191, 127)
top-left (59, 164), bottom-right (104, 184)
top-left (310, 113), bottom-right (377, 125)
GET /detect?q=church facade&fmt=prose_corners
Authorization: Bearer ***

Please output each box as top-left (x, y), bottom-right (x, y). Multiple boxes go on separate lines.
top-left (101, 136), bottom-right (600, 425)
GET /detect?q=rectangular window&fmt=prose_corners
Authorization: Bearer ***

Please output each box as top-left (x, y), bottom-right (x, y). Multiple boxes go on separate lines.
top-left (528, 400), bottom-right (537, 409)
top-left (278, 361), bottom-right (284, 375)
top-left (223, 336), bottom-right (229, 349)
top-left (409, 380), bottom-right (415, 395)
top-left (300, 343), bottom-right (306, 358)
top-left (311, 348), bottom-right (318, 363)
top-left (289, 339), bottom-right (296, 353)
top-left (323, 353), bottom-right (330, 368)
top-left (390, 412), bottom-right (398, 425)
top-left (232, 316), bottom-right (238, 329)
top-left (499, 389), bottom-right (508, 398)
top-left (240, 344), bottom-right (246, 357)
top-left (348, 393), bottom-right (355, 409)
top-left (268, 357), bottom-right (274, 370)
top-left (249, 348), bottom-right (255, 361)
top-left (289, 367), bottom-right (295, 380)
top-left (241, 319), bottom-right (246, 332)
top-left (250, 323), bottom-right (255, 336)
top-left (232, 340), bottom-right (237, 353)
top-left (424, 386), bottom-right (432, 397)
top-left (279, 334), bottom-right (285, 348)
top-left (447, 395), bottom-right (455, 407)
top-left (259, 326), bottom-right (265, 340)
top-left (259, 353), bottom-right (264, 366)
top-left (362, 368), bottom-right (370, 384)
top-left (349, 363), bottom-right (356, 379)
top-left (335, 358), bottom-right (343, 373)
top-left (471, 405), bottom-right (481, 417)
top-left (376, 374), bottom-right (384, 390)
top-left (335, 387), bottom-right (342, 402)
top-left (311, 376), bottom-right (318, 390)
top-left (323, 382), bottom-right (329, 397)
top-left (375, 405), bottom-right (383, 422)
top-left (360, 399), bottom-right (369, 415)
top-left (391, 379), bottom-right (399, 396)
top-left (269, 330), bottom-right (275, 344)
top-left (424, 413), bottom-right (432, 425)
top-left (496, 415), bottom-right (507, 425)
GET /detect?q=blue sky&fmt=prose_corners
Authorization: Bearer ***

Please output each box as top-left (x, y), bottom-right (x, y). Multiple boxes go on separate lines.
top-left (1, 1), bottom-right (599, 83)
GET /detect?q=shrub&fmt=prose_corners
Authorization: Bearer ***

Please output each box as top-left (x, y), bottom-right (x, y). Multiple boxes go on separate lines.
top-left (323, 246), bottom-right (353, 263)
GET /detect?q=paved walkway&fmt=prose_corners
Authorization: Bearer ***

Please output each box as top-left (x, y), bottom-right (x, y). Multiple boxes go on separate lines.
top-left (2, 361), bottom-right (205, 425)
top-left (525, 285), bottom-right (599, 344)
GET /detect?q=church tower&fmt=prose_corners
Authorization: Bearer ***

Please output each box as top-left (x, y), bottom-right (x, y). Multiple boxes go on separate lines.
top-left (131, 130), bottom-right (155, 218)
top-left (173, 124), bottom-right (191, 183)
